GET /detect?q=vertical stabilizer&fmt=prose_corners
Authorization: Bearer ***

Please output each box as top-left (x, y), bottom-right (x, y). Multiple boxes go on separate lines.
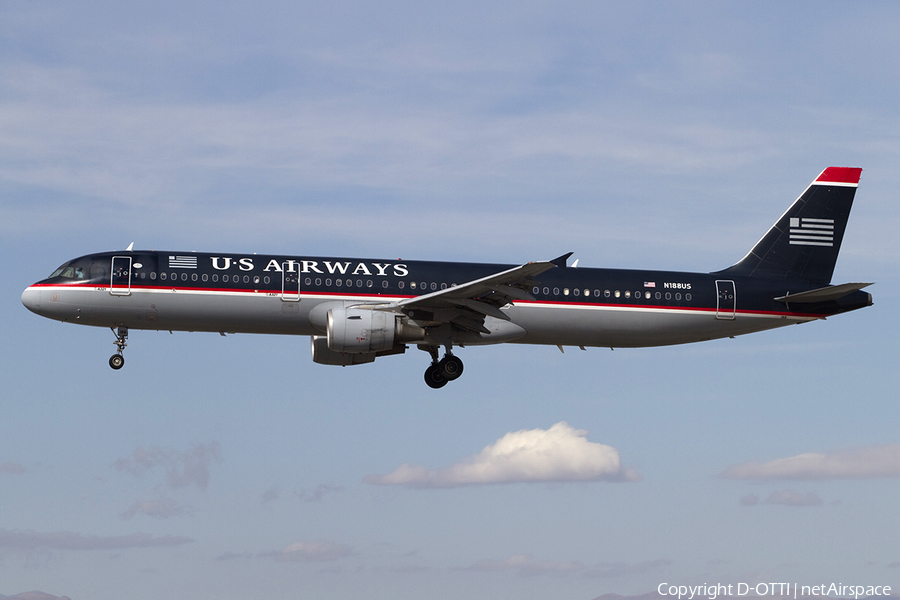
top-left (717, 167), bottom-right (861, 283)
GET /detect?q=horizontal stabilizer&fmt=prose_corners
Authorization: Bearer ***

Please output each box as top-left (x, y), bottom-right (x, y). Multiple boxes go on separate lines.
top-left (775, 282), bottom-right (873, 304)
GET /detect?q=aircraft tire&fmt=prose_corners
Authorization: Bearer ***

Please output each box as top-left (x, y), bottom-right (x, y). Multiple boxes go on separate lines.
top-left (109, 354), bottom-right (125, 370)
top-left (424, 364), bottom-right (448, 389)
top-left (439, 355), bottom-right (464, 381)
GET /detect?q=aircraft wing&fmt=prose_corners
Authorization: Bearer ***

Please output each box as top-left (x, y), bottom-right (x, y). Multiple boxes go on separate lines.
top-left (369, 253), bottom-right (571, 334)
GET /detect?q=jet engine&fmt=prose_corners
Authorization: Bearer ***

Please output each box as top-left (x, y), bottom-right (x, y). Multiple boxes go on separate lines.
top-left (326, 307), bottom-right (424, 353)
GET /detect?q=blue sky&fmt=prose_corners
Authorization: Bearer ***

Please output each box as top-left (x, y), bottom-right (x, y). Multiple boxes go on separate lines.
top-left (2, 2), bottom-right (899, 599)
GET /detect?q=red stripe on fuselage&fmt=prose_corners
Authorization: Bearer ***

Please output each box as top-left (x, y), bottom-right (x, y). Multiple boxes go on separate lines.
top-left (28, 282), bottom-right (828, 319)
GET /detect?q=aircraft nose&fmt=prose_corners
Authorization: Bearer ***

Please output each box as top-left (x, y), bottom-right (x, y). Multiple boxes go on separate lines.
top-left (21, 286), bottom-right (41, 315)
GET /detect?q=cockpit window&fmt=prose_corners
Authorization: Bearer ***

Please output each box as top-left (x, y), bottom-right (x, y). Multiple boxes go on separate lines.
top-left (49, 263), bottom-right (70, 278)
top-left (49, 261), bottom-right (88, 279)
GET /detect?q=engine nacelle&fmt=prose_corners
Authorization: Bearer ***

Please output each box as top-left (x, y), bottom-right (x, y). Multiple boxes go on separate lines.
top-left (310, 336), bottom-right (377, 366)
top-left (327, 307), bottom-right (394, 353)
top-left (326, 307), bottom-right (425, 353)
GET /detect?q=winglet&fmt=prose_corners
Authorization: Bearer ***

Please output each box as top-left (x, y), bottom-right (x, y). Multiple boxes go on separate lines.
top-left (551, 252), bottom-right (573, 269)
top-left (126, 242), bottom-right (134, 252)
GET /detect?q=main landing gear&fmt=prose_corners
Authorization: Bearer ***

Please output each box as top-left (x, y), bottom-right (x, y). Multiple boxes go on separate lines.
top-left (109, 326), bottom-right (128, 370)
top-left (421, 345), bottom-right (464, 389)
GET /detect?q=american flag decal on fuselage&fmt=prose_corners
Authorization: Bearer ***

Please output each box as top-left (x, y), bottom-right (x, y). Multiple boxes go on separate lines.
top-left (789, 217), bottom-right (834, 247)
top-left (168, 255), bottom-right (198, 268)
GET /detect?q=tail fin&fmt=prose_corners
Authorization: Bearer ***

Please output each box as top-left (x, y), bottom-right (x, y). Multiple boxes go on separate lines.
top-left (716, 166), bottom-right (861, 284)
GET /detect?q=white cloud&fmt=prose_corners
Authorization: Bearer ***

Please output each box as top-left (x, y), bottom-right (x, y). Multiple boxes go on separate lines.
top-left (1, 462), bottom-right (26, 474)
top-left (721, 444), bottom-right (900, 481)
top-left (295, 483), bottom-right (343, 503)
top-left (120, 497), bottom-right (191, 519)
top-left (365, 422), bottom-right (639, 488)
top-left (261, 486), bottom-right (280, 503)
top-left (264, 540), bottom-right (354, 562)
top-left (113, 442), bottom-right (221, 489)
top-left (0, 528), bottom-right (192, 551)
top-left (458, 555), bottom-right (670, 578)
top-left (740, 490), bottom-right (823, 507)
top-left (763, 490), bottom-right (823, 507)
top-left (461, 554), bottom-right (584, 576)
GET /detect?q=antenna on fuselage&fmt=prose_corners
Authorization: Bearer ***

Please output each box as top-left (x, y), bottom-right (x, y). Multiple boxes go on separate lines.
top-left (126, 242), bottom-right (134, 251)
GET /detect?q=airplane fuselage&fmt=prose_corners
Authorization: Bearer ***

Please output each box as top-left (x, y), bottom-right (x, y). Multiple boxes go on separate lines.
top-left (22, 250), bottom-right (870, 348)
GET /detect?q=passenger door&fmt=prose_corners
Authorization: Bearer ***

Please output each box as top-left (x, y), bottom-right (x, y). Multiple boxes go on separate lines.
top-left (282, 262), bottom-right (300, 301)
top-left (715, 280), bottom-right (736, 320)
top-left (110, 256), bottom-right (132, 296)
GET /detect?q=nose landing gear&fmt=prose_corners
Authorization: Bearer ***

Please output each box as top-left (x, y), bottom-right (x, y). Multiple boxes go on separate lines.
top-left (109, 326), bottom-right (128, 370)
top-left (421, 345), bottom-right (465, 389)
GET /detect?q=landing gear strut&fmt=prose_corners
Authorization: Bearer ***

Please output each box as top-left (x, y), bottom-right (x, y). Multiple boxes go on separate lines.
top-left (109, 326), bottom-right (128, 370)
top-left (420, 345), bottom-right (464, 389)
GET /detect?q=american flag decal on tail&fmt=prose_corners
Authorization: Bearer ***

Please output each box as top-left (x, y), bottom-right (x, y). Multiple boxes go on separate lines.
top-left (168, 255), bottom-right (198, 268)
top-left (789, 217), bottom-right (834, 247)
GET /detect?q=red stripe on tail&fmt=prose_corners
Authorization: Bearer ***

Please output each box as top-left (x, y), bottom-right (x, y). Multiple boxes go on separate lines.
top-left (816, 167), bottom-right (862, 184)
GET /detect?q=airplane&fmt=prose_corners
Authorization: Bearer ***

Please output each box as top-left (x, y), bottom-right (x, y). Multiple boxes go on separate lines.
top-left (22, 166), bottom-right (873, 388)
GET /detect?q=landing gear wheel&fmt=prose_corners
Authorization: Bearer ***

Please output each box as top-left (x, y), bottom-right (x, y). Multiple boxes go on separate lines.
top-left (109, 326), bottom-right (128, 370)
top-left (438, 355), bottom-right (464, 381)
top-left (424, 364), bottom-right (448, 389)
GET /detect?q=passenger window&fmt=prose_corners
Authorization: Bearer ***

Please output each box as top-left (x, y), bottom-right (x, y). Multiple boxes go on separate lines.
top-left (675, 293), bottom-right (682, 300)
top-left (543, 287), bottom-right (550, 295)
top-left (202, 274), bottom-right (208, 282)
top-left (356, 279), bottom-right (362, 287)
top-left (398, 281), bottom-right (405, 289)
top-left (243, 275), bottom-right (250, 284)
top-left (367, 280), bottom-right (373, 288)
top-left (325, 278), bottom-right (332, 286)
top-left (573, 288), bottom-right (580, 296)
top-left (411, 282), bottom-right (417, 289)
top-left (665, 292), bottom-right (671, 300)
top-left (655, 292), bottom-right (661, 300)
top-left (212, 274), bottom-right (218, 282)
top-left (686, 293), bottom-right (692, 301)
top-left (151, 272), bottom-right (157, 280)
top-left (533, 287), bottom-right (540, 295)
top-left (160, 272), bottom-right (167, 281)
top-left (192, 273), bottom-right (198, 282)
top-left (382, 280), bottom-right (389, 288)
top-left (336, 279), bottom-right (342, 286)
top-left (254, 276), bottom-right (260, 284)
top-left (625, 291), bottom-right (631, 299)
top-left (553, 287), bottom-right (560, 295)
